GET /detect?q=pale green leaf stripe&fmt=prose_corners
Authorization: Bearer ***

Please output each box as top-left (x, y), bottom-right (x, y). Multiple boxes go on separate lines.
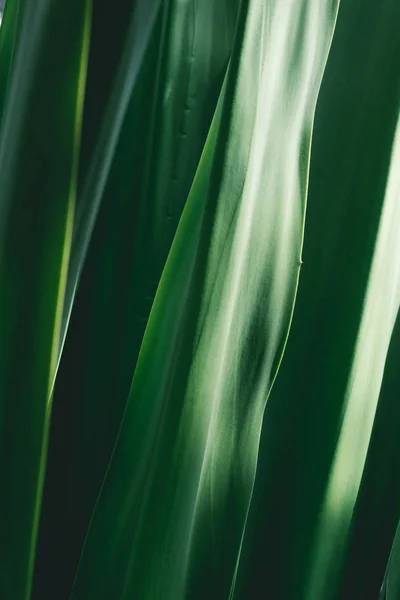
top-left (305, 108), bottom-right (400, 599)
top-left (71, 0), bottom-right (339, 598)
top-left (183, 1), bottom-right (339, 596)
top-left (185, 0), bottom-right (340, 518)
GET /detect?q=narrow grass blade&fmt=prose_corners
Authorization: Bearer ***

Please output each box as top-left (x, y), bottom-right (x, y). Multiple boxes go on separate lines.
top-left (0, 1), bottom-right (91, 597)
top-left (59, 0), bottom-right (162, 360)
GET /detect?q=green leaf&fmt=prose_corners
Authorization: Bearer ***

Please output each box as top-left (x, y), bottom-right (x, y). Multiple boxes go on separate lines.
top-left (339, 308), bottom-right (400, 599)
top-left (0, 0), bottom-right (20, 125)
top-left (59, 0), bottom-right (162, 355)
top-left (382, 504), bottom-right (400, 600)
top-left (0, 1), bottom-right (91, 597)
top-left (70, 1), bottom-right (339, 598)
top-left (235, 1), bottom-right (400, 597)
top-left (2, 1), bottom-right (399, 598)
top-left (33, 2), bottom-right (239, 598)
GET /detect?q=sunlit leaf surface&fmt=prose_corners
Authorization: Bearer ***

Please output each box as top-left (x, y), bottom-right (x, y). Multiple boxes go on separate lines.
top-left (70, 1), bottom-right (339, 598)
top-left (305, 106), bottom-right (400, 600)
top-left (0, 1), bottom-right (399, 599)
top-left (33, 2), bottom-right (239, 597)
top-left (235, 1), bottom-right (400, 598)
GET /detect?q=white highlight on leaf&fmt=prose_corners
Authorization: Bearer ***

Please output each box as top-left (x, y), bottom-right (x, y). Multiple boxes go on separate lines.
top-left (306, 109), bottom-right (400, 600)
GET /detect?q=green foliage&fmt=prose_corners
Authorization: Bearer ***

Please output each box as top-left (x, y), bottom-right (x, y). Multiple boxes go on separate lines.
top-left (0, 0), bottom-right (91, 597)
top-left (0, 1), bottom-right (399, 599)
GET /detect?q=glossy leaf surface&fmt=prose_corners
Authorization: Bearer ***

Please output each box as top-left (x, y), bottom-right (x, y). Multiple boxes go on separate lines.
top-left (70, 1), bottom-right (339, 598)
top-left (236, 1), bottom-right (400, 597)
top-left (0, 1), bottom-right (399, 599)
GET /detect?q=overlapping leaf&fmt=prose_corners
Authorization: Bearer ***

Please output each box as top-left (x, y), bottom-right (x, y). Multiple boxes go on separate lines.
top-left (236, 2), bottom-right (400, 597)
top-left (70, 1), bottom-right (339, 598)
top-left (1, 1), bottom-right (399, 599)
top-left (34, 2), bottom-right (240, 597)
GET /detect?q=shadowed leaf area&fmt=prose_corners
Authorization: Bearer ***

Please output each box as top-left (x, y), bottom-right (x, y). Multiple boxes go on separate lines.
top-left (0, 1), bottom-right (398, 599)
